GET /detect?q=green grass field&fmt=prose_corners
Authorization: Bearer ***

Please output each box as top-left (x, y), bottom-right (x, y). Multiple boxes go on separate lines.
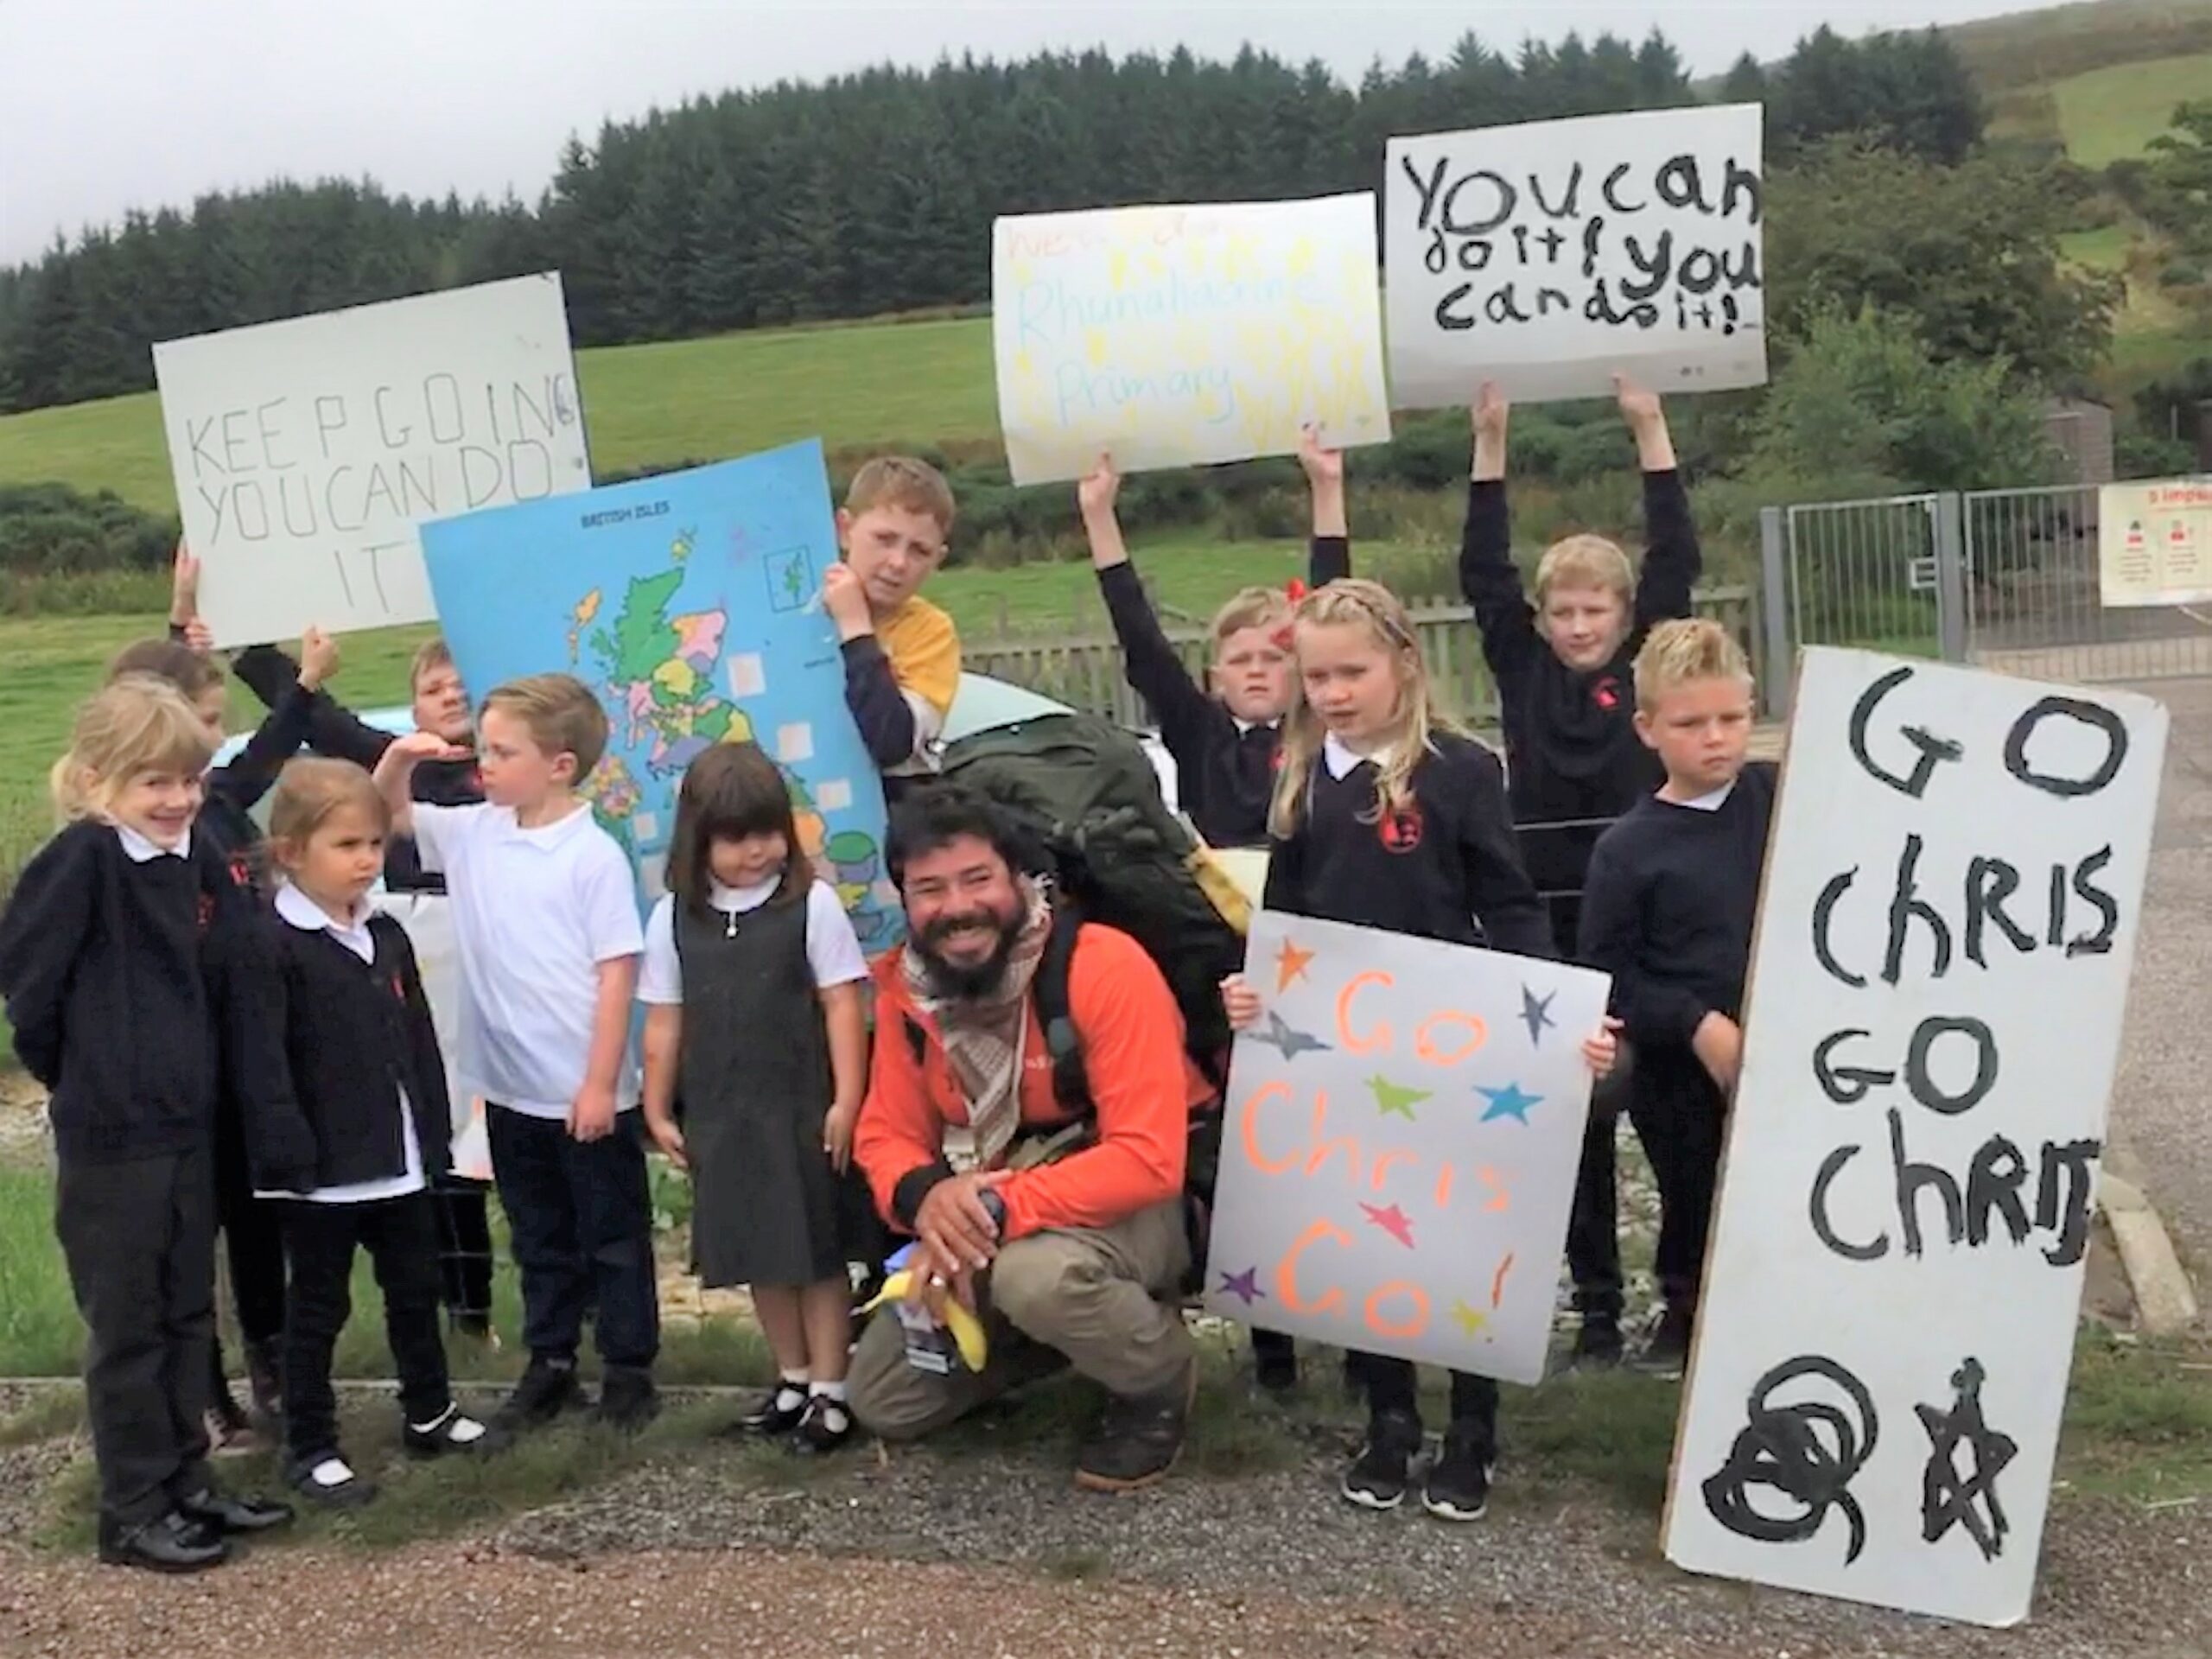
top-left (0, 315), bottom-right (1001, 515)
top-left (2052, 52), bottom-right (2212, 167)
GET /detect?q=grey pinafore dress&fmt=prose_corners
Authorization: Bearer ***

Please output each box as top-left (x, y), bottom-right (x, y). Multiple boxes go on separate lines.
top-left (675, 892), bottom-right (844, 1287)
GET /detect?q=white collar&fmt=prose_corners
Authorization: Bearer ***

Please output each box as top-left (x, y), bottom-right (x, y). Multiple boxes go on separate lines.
top-left (1670, 779), bottom-right (1738, 813)
top-left (708, 874), bottom-right (785, 912)
top-left (115, 823), bottom-right (189, 862)
top-left (1322, 732), bottom-right (1395, 780)
top-left (1231, 715), bottom-right (1281, 736)
top-left (276, 882), bottom-right (372, 938)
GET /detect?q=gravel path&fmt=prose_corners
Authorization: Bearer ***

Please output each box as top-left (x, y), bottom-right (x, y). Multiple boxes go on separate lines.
top-left (3, 1410), bottom-right (2202, 1657)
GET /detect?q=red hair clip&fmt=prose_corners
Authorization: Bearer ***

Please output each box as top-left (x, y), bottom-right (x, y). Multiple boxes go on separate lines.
top-left (1285, 578), bottom-right (1307, 602)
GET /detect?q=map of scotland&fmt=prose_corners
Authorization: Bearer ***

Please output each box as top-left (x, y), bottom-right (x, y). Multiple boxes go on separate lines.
top-left (421, 439), bottom-right (899, 952)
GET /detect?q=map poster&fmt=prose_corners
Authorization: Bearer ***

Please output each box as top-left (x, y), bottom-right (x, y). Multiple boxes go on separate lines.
top-left (2098, 478), bottom-right (2212, 607)
top-left (1201, 910), bottom-right (1610, 1387)
top-left (418, 438), bottom-right (900, 954)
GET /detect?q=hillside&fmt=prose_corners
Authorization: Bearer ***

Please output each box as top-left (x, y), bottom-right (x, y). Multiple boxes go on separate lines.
top-left (1947, 0), bottom-right (2212, 92)
top-left (0, 315), bottom-right (1002, 516)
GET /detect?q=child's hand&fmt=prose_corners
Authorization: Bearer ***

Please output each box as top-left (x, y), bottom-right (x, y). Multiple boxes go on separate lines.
top-left (823, 1099), bottom-right (857, 1172)
top-left (1221, 974), bottom-right (1262, 1032)
top-left (1692, 1011), bottom-right (1743, 1092)
top-left (568, 1080), bottom-right (617, 1142)
top-left (1471, 381), bottom-right (1510, 443)
top-left (1077, 452), bottom-right (1121, 518)
top-left (1581, 1016), bottom-right (1623, 1079)
top-left (645, 1108), bottom-right (687, 1170)
top-left (1613, 372), bottom-right (1662, 430)
top-left (820, 562), bottom-right (873, 640)
top-left (297, 626), bottom-right (340, 692)
top-left (386, 730), bottom-right (469, 766)
top-left (1297, 425), bottom-right (1344, 487)
top-left (169, 538), bottom-right (200, 629)
top-left (181, 617), bottom-right (216, 656)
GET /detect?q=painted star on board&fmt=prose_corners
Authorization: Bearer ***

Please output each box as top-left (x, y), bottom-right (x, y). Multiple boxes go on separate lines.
top-left (1520, 984), bottom-right (1557, 1046)
top-left (1478, 1081), bottom-right (1543, 1124)
top-left (1274, 935), bottom-right (1316, 992)
top-left (1449, 1299), bottom-right (1489, 1337)
top-left (1360, 1202), bottom-right (1416, 1249)
top-left (1367, 1075), bottom-right (1433, 1121)
top-left (1216, 1266), bottom-right (1266, 1306)
top-left (1247, 1011), bottom-right (1332, 1061)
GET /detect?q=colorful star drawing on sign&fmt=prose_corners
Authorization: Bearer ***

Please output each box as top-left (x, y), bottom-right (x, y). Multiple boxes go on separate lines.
top-left (1449, 1299), bottom-right (1489, 1337)
top-left (1360, 1202), bottom-right (1416, 1249)
top-left (1249, 1010), bottom-right (1333, 1061)
top-left (1478, 1081), bottom-right (1543, 1124)
top-left (1216, 1267), bottom-right (1266, 1306)
top-left (1367, 1075), bottom-right (1432, 1121)
top-left (1274, 935), bottom-right (1317, 991)
top-left (1520, 984), bottom-right (1556, 1046)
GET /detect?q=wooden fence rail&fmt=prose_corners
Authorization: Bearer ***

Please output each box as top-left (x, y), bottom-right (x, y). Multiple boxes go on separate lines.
top-left (964, 583), bottom-right (1764, 728)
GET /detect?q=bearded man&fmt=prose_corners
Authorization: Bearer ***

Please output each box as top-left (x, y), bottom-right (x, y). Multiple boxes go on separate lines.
top-left (849, 788), bottom-right (1211, 1490)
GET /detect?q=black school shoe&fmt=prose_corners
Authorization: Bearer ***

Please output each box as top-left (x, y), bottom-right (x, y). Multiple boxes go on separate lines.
top-left (98, 1510), bottom-right (229, 1573)
top-left (729, 1382), bottom-right (810, 1438)
top-left (1073, 1359), bottom-right (1197, 1492)
top-left (1341, 1408), bottom-right (1424, 1510)
top-left (176, 1483), bottom-right (294, 1535)
top-left (493, 1356), bottom-right (585, 1431)
top-left (1421, 1420), bottom-right (1495, 1522)
top-left (594, 1364), bottom-right (660, 1431)
top-left (288, 1449), bottom-right (378, 1510)
top-left (788, 1392), bottom-right (854, 1456)
top-left (404, 1403), bottom-right (511, 1459)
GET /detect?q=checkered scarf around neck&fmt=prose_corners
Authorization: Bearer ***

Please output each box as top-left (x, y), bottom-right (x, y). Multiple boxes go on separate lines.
top-left (900, 874), bottom-right (1055, 1171)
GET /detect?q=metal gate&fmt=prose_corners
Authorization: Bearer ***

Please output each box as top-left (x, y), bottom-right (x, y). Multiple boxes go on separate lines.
top-left (1963, 482), bottom-right (2212, 685)
top-left (1761, 483), bottom-right (2212, 716)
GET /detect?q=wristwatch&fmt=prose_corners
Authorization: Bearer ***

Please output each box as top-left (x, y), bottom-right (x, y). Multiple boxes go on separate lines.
top-left (980, 1190), bottom-right (1008, 1231)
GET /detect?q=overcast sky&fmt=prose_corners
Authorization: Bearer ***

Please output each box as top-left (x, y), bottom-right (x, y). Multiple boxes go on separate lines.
top-left (1, 0), bottom-right (2033, 264)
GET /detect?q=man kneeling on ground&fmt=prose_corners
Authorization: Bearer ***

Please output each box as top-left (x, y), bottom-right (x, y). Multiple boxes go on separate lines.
top-left (850, 789), bottom-right (1211, 1490)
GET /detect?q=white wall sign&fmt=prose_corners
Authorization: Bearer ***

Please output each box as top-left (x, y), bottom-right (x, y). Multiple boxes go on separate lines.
top-left (1664, 648), bottom-right (2167, 1628)
top-left (992, 195), bottom-right (1392, 486)
top-left (1385, 105), bottom-right (1768, 408)
top-left (1201, 910), bottom-right (1609, 1386)
top-left (154, 274), bottom-right (591, 645)
top-left (2098, 477), bottom-right (2212, 607)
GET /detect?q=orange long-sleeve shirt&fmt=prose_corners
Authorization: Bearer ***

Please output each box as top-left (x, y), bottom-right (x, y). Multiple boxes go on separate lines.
top-left (855, 922), bottom-right (1209, 1243)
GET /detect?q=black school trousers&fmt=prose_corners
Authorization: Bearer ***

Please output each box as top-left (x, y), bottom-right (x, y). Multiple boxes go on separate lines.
top-left (1353, 1351), bottom-right (1498, 1451)
top-left (279, 1192), bottom-right (452, 1460)
top-left (210, 1092), bottom-right (287, 1397)
top-left (55, 1142), bottom-right (217, 1527)
top-left (1545, 890), bottom-right (1625, 1324)
top-left (1626, 1046), bottom-right (1728, 1311)
top-left (488, 1106), bottom-right (659, 1370)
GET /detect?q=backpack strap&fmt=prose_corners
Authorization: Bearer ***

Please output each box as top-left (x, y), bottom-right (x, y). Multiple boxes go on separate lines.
top-left (1033, 901), bottom-right (1092, 1116)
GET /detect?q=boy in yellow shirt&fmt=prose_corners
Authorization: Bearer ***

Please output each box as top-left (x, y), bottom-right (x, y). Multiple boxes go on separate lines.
top-left (821, 458), bottom-right (963, 800)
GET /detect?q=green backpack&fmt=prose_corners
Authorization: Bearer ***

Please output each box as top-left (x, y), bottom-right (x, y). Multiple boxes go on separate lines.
top-left (934, 710), bottom-right (1247, 1113)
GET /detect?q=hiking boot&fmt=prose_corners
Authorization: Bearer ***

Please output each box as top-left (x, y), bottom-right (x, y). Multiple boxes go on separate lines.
top-left (404, 1403), bottom-right (510, 1459)
top-left (493, 1356), bottom-right (583, 1432)
top-left (1567, 1313), bottom-right (1624, 1371)
top-left (1421, 1419), bottom-right (1495, 1522)
top-left (1341, 1407), bottom-right (1423, 1511)
top-left (788, 1392), bottom-right (854, 1456)
top-left (243, 1338), bottom-right (284, 1427)
top-left (1073, 1359), bottom-right (1196, 1492)
top-left (594, 1364), bottom-right (660, 1432)
top-left (1633, 1304), bottom-right (1695, 1379)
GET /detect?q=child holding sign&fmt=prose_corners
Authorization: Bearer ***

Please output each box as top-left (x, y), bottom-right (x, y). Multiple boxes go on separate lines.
top-left (1577, 620), bottom-right (1775, 1376)
top-left (1458, 374), bottom-right (1701, 1370)
top-left (1224, 580), bottom-right (1616, 1521)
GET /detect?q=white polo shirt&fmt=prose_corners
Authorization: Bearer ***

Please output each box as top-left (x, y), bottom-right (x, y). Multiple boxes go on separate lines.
top-left (411, 800), bottom-right (645, 1120)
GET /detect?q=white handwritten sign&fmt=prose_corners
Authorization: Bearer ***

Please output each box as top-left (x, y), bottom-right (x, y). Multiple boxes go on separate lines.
top-left (1385, 105), bottom-right (1767, 409)
top-left (991, 196), bottom-right (1392, 487)
top-left (154, 274), bottom-right (591, 646)
top-left (1201, 911), bottom-right (1609, 1386)
top-left (2098, 477), bottom-right (2212, 607)
top-left (1664, 648), bottom-right (2166, 1628)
